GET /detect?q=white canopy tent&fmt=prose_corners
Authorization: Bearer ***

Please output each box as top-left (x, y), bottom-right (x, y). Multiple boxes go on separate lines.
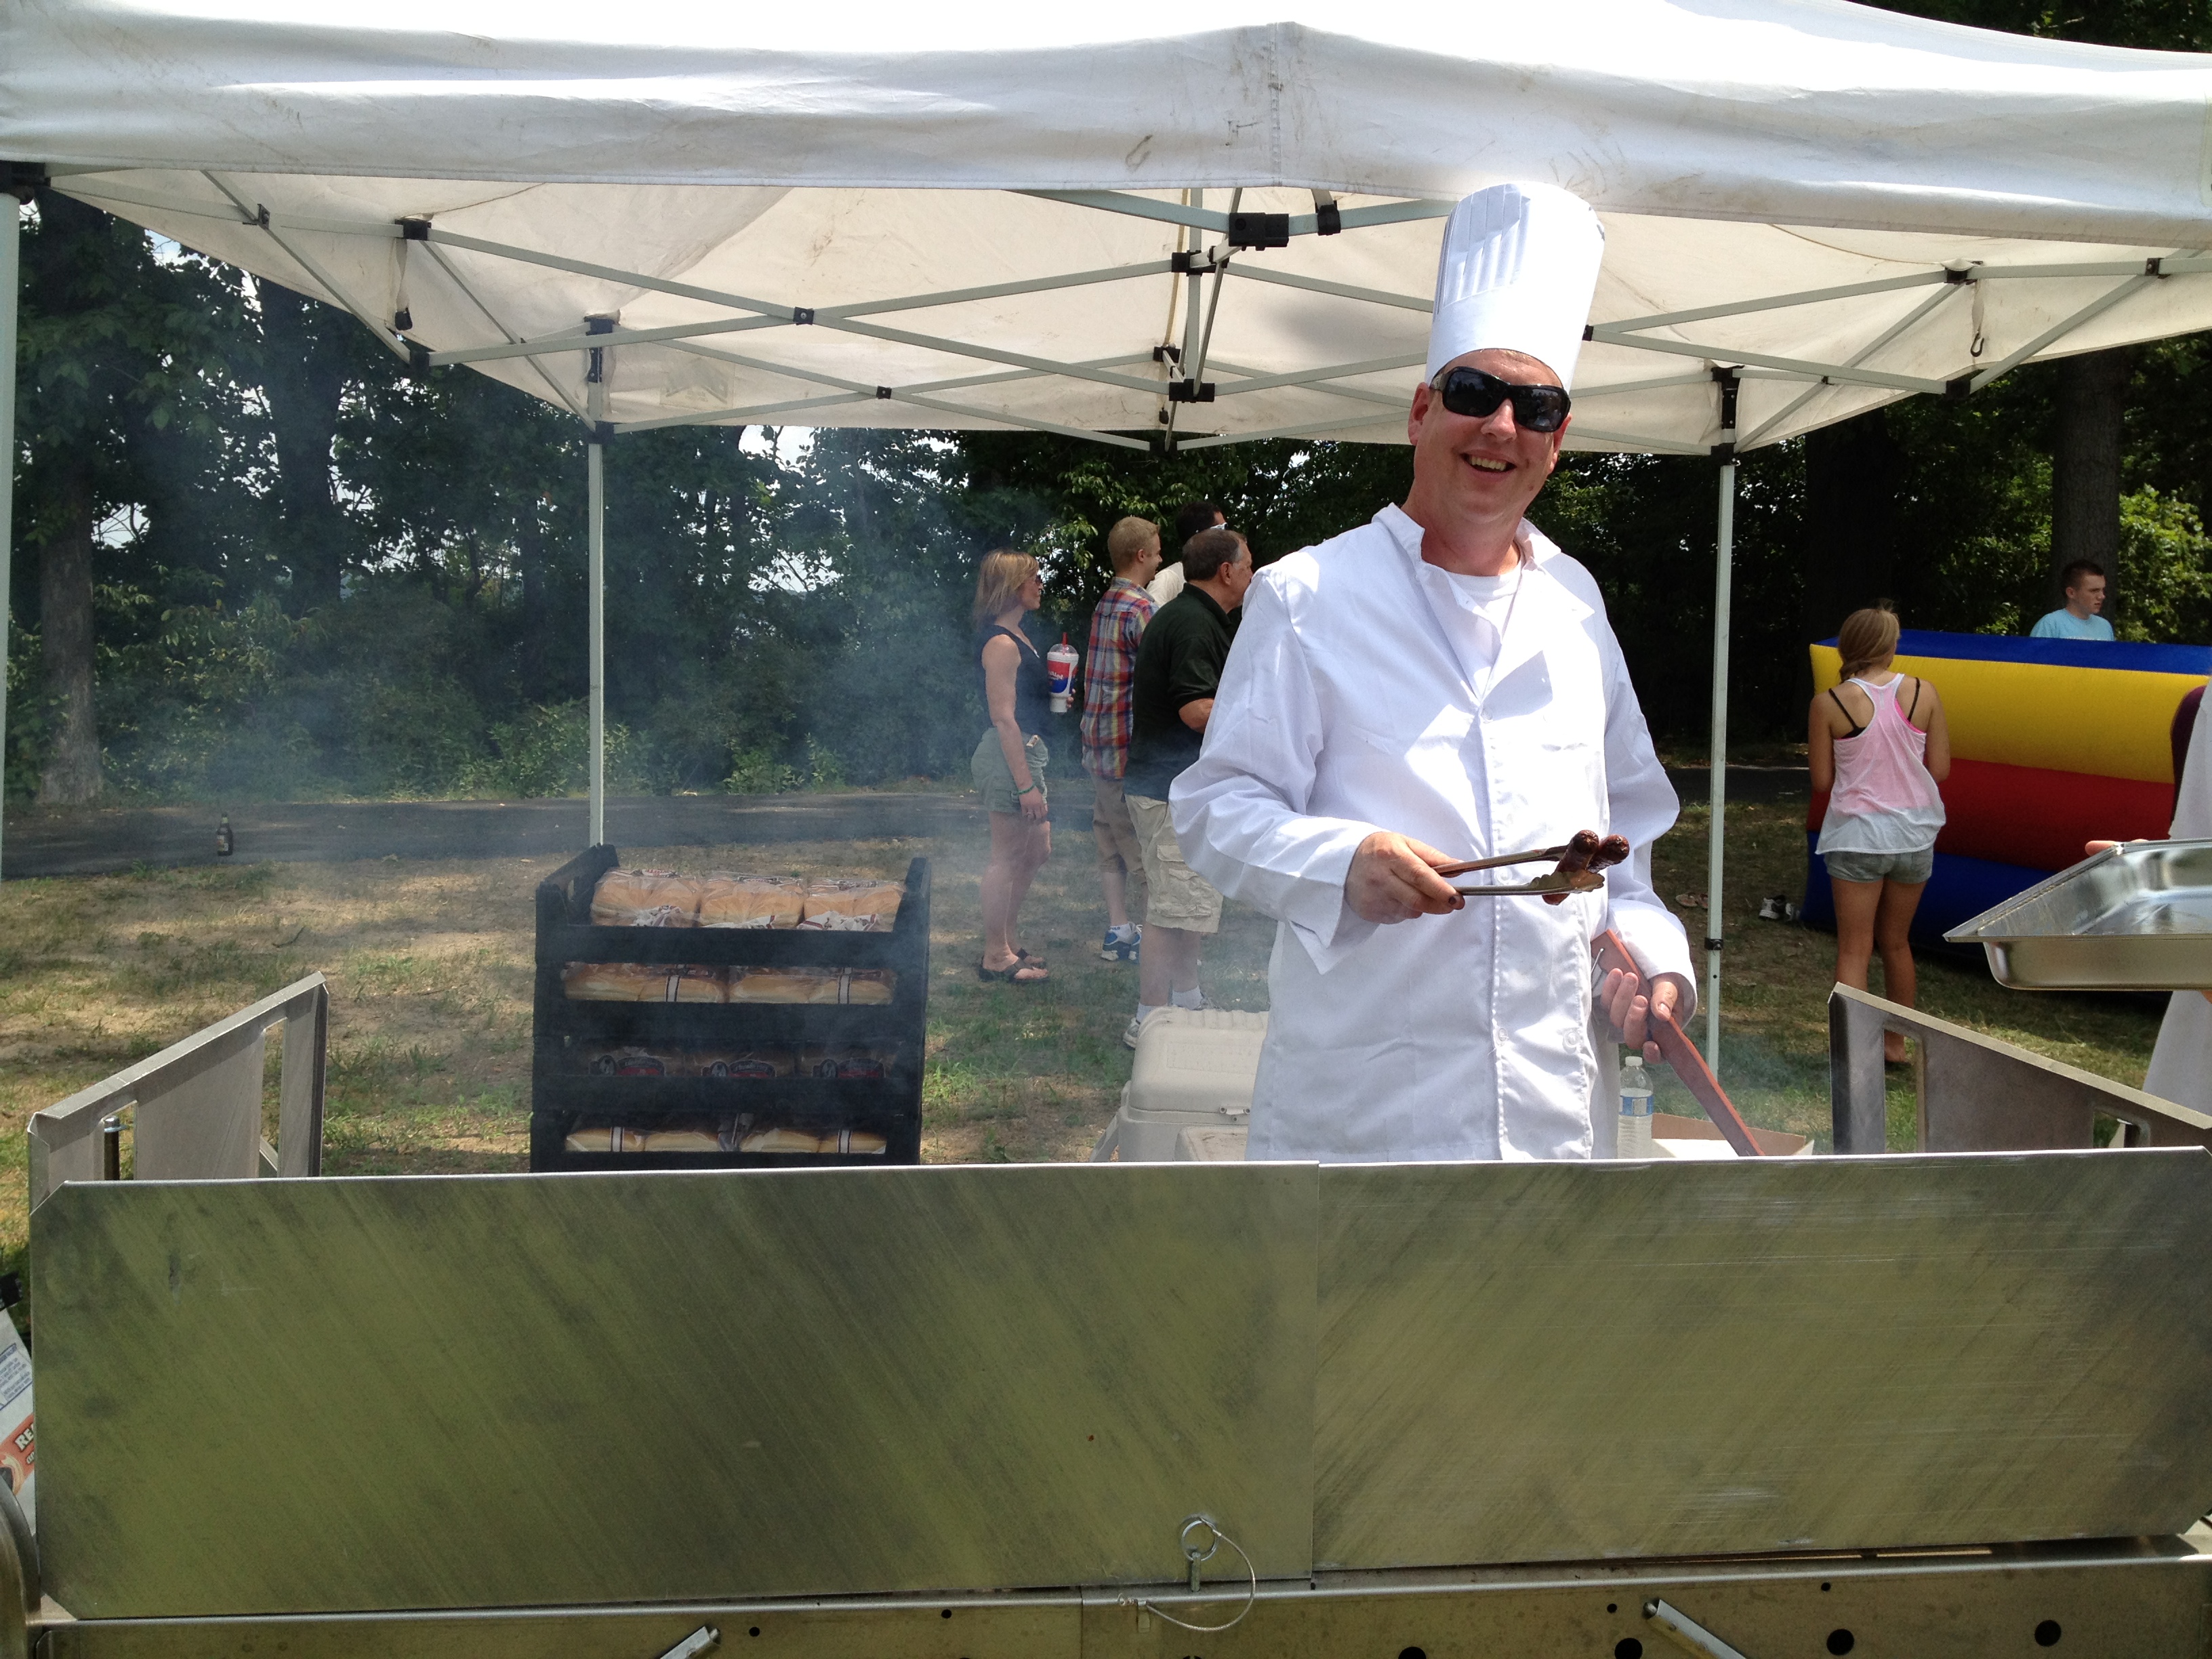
top-left (5, 0), bottom-right (2212, 1069)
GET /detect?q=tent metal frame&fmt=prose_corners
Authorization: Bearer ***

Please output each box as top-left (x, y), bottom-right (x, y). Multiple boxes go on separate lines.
top-left (12, 173), bottom-right (2212, 1074)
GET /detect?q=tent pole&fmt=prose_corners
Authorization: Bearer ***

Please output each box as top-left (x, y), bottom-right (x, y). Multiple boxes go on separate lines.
top-left (1704, 456), bottom-right (1738, 1070)
top-left (586, 435), bottom-right (605, 848)
top-left (584, 316), bottom-right (615, 849)
top-left (0, 190), bottom-right (19, 885)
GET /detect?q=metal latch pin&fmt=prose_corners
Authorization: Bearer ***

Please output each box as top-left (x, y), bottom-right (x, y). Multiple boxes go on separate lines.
top-left (1181, 1513), bottom-right (1220, 1592)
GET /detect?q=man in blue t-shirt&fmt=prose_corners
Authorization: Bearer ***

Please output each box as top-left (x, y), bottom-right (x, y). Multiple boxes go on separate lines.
top-left (2030, 560), bottom-right (2114, 640)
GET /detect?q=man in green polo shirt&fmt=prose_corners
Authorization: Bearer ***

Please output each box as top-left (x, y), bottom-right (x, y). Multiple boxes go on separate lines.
top-left (1122, 527), bottom-right (1252, 1046)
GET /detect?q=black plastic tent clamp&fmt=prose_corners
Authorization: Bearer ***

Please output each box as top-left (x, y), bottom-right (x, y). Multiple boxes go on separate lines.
top-left (1227, 211), bottom-right (1290, 250)
top-left (1710, 365), bottom-right (1740, 459)
top-left (1168, 380), bottom-right (1216, 403)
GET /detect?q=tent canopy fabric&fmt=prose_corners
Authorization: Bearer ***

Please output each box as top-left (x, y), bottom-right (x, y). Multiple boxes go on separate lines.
top-left (7, 0), bottom-right (2212, 455)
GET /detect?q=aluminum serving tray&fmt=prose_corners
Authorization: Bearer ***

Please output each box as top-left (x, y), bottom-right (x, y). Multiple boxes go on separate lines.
top-left (1945, 838), bottom-right (2212, 990)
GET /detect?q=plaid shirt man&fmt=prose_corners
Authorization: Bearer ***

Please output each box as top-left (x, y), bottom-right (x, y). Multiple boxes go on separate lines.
top-left (1080, 575), bottom-right (1155, 778)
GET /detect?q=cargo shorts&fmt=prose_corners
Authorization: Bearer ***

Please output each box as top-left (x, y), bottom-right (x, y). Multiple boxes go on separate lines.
top-left (1089, 773), bottom-right (1144, 876)
top-left (1124, 791), bottom-right (1222, 934)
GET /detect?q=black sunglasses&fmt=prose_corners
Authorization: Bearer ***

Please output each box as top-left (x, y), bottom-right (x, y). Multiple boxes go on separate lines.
top-left (1431, 366), bottom-right (1572, 433)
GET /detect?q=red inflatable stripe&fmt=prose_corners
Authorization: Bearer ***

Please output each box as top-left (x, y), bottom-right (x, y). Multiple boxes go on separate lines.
top-left (1806, 758), bottom-right (2173, 873)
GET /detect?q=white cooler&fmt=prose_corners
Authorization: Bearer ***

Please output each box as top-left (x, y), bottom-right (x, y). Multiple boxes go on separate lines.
top-left (1088, 1008), bottom-right (1267, 1163)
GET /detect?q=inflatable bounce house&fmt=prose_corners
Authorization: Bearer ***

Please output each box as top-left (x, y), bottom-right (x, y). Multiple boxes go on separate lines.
top-left (1804, 630), bottom-right (2212, 944)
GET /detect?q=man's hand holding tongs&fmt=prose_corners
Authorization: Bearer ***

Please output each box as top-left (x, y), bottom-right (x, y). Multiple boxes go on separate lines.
top-left (1347, 829), bottom-right (1631, 923)
top-left (1346, 832), bottom-right (1469, 924)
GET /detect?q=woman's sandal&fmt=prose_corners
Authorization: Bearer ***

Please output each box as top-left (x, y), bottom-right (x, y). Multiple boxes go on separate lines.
top-left (978, 959), bottom-right (1049, 983)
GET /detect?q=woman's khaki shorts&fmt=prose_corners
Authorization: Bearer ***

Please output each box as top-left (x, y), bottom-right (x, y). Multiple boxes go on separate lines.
top-left (1823, 845), bottom-right (1933, 886)
top-left (1125, 791), bottom-right (1222, 934)
top-left (972, 730), bottom-right (1047, 815)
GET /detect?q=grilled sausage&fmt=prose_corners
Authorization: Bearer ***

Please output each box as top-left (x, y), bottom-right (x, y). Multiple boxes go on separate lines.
top-left (1591, 834), bottom-right (1631, 871)
top-left (1544, 829), bottom-right (1604, 905)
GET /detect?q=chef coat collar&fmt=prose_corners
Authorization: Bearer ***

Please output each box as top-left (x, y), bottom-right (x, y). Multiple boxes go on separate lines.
top-left (1375, 504), bottom-right (1594, 705)
top-left (1375, 502), bottom-right (1541, 574)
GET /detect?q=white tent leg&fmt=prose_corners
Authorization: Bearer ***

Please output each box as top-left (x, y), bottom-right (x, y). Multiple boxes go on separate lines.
top-left (1704, 459), bottom-right (1738, 1070)
top-left (586, 436), bottom-right (606, 848)
top-left (0, 193), bottom-right (18, 885)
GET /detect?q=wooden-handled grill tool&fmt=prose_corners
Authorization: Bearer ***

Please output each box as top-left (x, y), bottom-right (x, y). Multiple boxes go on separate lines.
top-left (1431, 829), bottom-right (1761, 1155)
top-left (1592, 926), bottom-right (1763, 1157)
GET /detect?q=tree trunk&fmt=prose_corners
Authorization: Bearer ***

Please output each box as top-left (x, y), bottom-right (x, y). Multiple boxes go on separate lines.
top-left (258, 283), bottom-right (352, 613)
top-left (2051, 346), bottom-right (2130, 620)
top-left (518, 495), bottom-right (549, 696)
top-left (37, 461), bottom-right (102, 805)
top-left (1800, 408), bottom-right (1907, 643)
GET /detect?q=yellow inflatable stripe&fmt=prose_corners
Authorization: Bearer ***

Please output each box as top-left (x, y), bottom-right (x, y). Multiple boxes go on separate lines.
top-left (1809, 644), bottom-right (2200, 783)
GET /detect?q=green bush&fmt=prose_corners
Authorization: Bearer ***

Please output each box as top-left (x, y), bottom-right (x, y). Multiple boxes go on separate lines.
top-left (2116, 487), bottom-right (2212, 644)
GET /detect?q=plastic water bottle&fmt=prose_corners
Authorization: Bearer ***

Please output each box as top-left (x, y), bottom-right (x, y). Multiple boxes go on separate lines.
top-left (1046, 636), bottom-right (1079, 714)
top-left (1618, 1052), bottom-right (1655, 1158)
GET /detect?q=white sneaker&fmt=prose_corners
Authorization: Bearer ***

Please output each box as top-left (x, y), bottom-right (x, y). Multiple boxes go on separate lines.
top-left (1123, 1015), bottom-right (1145, 1050)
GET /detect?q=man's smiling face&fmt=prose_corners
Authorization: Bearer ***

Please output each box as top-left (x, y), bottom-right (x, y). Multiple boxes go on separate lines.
top-left (1406, 347), bottom-right (1569, 526)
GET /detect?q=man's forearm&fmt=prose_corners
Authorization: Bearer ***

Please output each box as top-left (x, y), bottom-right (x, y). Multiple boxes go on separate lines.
top-left (1179, 696), bottom-right (1215, 732)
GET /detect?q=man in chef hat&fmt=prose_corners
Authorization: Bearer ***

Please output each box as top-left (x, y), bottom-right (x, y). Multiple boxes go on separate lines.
top-left (1172, 182), bottom-right (1692, 1162)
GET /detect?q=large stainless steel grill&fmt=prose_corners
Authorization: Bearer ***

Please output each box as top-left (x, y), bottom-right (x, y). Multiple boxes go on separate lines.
top-left (16, 1150), bottom-right (2212, 1656)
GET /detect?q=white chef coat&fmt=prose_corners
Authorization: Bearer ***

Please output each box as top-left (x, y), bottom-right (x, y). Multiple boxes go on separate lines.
top-left (2143, 689), bottom-right (2211, 1110)
top-left (1172, 504), bottom-right (1693, 1162)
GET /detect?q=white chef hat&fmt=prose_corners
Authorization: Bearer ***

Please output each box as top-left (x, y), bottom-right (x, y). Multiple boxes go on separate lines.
top-left (1425, 182), bottom-right (1606, 390)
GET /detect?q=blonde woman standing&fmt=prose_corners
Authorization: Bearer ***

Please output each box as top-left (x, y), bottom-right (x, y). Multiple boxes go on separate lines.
top-left (1809, 606), bottom-right (1950, 1061)
top-left (972, 550), bottom-right (1053, 983)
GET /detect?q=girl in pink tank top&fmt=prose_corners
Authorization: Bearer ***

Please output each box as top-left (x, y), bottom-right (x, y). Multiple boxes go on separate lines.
top-left (1809, 607), bottom-right (1952, 1063)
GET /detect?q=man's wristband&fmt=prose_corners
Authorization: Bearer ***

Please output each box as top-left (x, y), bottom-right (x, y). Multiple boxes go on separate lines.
top-left (1015, 783), bottom-right (1039, 796)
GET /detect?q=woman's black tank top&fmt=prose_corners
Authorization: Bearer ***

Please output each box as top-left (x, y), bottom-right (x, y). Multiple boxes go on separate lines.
top-left (977, 623), bottom-right (1050, 737)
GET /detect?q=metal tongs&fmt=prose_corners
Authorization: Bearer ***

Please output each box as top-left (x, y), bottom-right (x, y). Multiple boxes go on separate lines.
top-left (1435, 835), bottom-right (1621, 898)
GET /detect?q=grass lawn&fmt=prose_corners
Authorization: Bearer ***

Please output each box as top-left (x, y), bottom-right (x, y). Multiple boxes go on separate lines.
top-left (0, 781), bottom-right (2165, 1281)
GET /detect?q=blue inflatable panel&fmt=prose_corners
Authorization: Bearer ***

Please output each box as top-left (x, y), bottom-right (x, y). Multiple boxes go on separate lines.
top-left (1800, 835), bottom-right (2049, 947)
top-left (1817, 628), bottom-right (2212, 676)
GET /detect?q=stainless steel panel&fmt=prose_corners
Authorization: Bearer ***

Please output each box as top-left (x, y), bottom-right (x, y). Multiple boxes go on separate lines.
top-left (1314, 1151), bottom-right (2212, 1568)
top-left (276, 984), bottom-right (325, 1177)
top-left (28, 975), bottom-right (327, 1206)
top-left (37, 1544), bottom-right (2210, 1659)
top-left (35, 1164), bottom-right (1317, 1617)
top-left (41, 1596), bottom-right (1082, 1658)
top-left (1945, 839), bottom-right (2212, 989)
top-left (1829, 985), bottom-right (2212, 1155)
top-left (130, 1029), bottom-right (262, 1183)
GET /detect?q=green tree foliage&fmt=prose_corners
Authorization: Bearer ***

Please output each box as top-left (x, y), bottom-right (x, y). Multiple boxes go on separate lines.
top-left (14, 191), bottom-right (255, 799)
